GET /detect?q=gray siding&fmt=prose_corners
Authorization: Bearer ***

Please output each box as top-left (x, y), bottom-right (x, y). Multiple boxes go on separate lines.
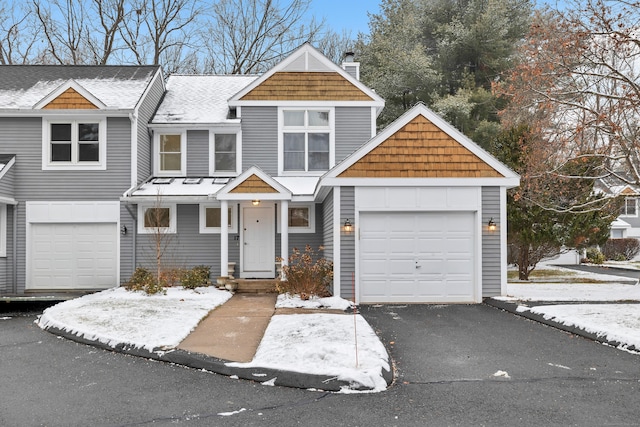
top-left (482, 187), bottom-right (501, 296)
top-left (335, 107), bottom-right (372, 163)
top-left (186, 130), bottom-right (209, 176)
top-left (0, 117), bottom-right (131, 293)
top-left (137, 74), bottom-right (165, 183)
top-left (340, 187), bottom-right (355, 299)
top-left (4, 117), bottom-right (131, 200)
top-left (119, 203), bottom-right (136, 284)
top-left (322, 189), bottom-right (334, 262)
top-left (134, 204), bottom-right (239, 279)
top-left (276, 204), bottom-right (324, 262)
top-left (241, 106), bottom-right (278, 174)
top-left (0, 165), bottom-right (14, 199)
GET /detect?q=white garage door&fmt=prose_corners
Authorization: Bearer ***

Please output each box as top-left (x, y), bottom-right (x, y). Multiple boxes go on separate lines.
top-left (359, 211), bottom-right (475, 303)
top-left (29, 223), bottom-right (117, 290)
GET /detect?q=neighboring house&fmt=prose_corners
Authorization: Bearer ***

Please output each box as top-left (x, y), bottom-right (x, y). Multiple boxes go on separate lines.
top-left (0, 44), bottom-right (519, 304)
top-left (596, 176), bottom-right (640, 240)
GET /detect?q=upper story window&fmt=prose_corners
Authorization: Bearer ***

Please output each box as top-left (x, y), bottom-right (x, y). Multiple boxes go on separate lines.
top-left (279, 108), bottom-right (334, 175)
top-left (621, 197), bottom-right (638, 217)
top-left (154, 132), bottom-right (186, 176)
top-left (42, 118), bottom-right (106, 170)
top-left (210, 132), bottom-right (240, 175)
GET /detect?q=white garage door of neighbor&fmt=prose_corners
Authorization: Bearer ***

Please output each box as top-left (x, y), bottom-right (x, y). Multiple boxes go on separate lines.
top-left (29, 223), bottom-right (118, 290)
top-left (359, 211), bottom-right (475, 303)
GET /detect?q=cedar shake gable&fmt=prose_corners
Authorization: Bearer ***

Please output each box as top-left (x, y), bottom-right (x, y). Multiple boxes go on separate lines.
top-left (229, 174), bottom-right (279, 193)
top-left (339, 115), bottom-right (504, 178)
top-left (240, 72), bottom-right (373, 101)
top-left (42, 87), bottom-right (99, 110)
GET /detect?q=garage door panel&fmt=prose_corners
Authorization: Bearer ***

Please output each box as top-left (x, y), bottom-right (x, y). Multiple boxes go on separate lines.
top-left (28, 223), bottom-right (117, 290)
top-left (360, 211), bottom-right (475, 303)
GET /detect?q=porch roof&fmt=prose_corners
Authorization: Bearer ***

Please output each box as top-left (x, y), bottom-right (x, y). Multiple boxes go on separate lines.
top-left (123, 175), bottom-right (319, 202)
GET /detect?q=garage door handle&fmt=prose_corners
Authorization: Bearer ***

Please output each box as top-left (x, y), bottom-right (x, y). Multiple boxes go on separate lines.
top-left (415, 262), bottom-right (421, 269)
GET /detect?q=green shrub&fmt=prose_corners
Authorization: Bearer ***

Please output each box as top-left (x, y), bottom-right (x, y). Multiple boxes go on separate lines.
top-left (181, 265), bottom-right (211, 289)
top-left (123, 267), bottom-right (166, 295)
top-left (602, 238), bottom-right (640, 261)
top-left (585, 247), bottom-right (605, 264)
top-left (276, 245), bottom-right (333, 299)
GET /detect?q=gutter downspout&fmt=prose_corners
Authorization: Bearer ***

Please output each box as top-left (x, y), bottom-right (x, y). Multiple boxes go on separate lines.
top-left (124, 203), bottom-right (137, 273)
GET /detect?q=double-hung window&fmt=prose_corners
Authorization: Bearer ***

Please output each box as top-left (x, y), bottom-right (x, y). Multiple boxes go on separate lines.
top-left (621, 197), bottom-right (638, 217)
top-left (210, 132), bottom-right (240, 175)
top-left (280, 109), bottom-right (333, 174)
top-left (43, 119), bottom-right (106, 169)
top-left (155, 132), bottom-right (186, 176)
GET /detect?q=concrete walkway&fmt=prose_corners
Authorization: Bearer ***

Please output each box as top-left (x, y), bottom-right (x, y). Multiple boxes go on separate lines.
top-left (178, 293), bottom-right (277, 362)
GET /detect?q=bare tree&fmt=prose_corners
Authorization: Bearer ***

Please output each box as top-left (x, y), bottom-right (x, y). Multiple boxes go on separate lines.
top-left (202, 0), bottom-right (324, 74)
top-left (500, 1), bottom-right (640, 191)
top-left (119, 0), bottom-right (202, 72)
top-left (32, 0), bottom-right (92, 64)
top-left (87, 0), bottom-right (127, 64)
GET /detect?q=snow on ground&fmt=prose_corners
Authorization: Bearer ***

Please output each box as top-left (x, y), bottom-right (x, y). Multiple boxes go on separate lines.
top-left (520, 304), bottom-right (640, 350)
top-left (275, 293), bottom-right (354, 310)
top-left (227, 313), bottom-right (390, 392)
top-left (37, 287), bottom-right (232, 352)
top-left (500, 282), bottom-right (640, 302)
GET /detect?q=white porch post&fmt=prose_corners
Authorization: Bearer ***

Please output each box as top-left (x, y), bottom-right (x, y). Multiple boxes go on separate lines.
top-left (220, 200), bottom-right (229, 277)
top-left (280, 200), bottom-right (289, 279)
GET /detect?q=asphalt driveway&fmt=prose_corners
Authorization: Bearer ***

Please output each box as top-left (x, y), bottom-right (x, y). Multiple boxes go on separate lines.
top-left (3, 302), bottom-right (640, 425)
top-left (360, 303), bottom-right (640, 386)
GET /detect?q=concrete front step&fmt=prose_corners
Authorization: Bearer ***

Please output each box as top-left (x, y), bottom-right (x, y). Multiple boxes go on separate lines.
top-left (232, 279), bottom-right (279, 293)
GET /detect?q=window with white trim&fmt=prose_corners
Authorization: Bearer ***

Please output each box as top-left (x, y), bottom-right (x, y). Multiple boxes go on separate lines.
top-left (42, 119), bottom-right (106, 170)
top-left (138, 204), bottom-right (177, 234)
top-left (621, 197), bottom-right (638, 217)
top-left (199, 204), bottom-right (238, 233)
top-left (277, 203), bottom-right (315, 233)
top-left (280, 108), bottom-right (333, 174)
top-left (210, 133), bottom-right (240, 175)
top-left (154, 132), bottom-right (186, 176)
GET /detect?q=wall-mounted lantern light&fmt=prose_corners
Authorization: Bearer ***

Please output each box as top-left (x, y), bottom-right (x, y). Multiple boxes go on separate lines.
top-left (120, 225), bottom-right (127, 235)
top-left (343, 218), bottom-right (353, 233)
top-left (252, 200), bottom-right (260, 206)
top-left (488, 218), bottom-right (496, 231)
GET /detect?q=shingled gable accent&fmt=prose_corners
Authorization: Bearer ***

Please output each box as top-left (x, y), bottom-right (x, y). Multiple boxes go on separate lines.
top-left (620, 186), bottom-right (639, 196)
top-left (240, 71), bottom-right (373, 101)
top-left (229, 174), bottom-right (279, 193)
top-left (42, 87), bottom-right (99, 110)
top-left (34, 79), bottom-right (107, 110)
top-left (338, 114), bottom-right (504, 178)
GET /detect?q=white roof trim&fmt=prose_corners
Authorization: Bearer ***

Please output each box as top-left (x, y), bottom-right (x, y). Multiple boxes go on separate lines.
top-left (216, 166), bottom-right (292, 200)
top-left (33, 79), bottom-right (107, 110)
top-left (0, 156), bottom-right (16, 181)
top-left (228, 43), bottom-right (385, 110)
top-left (322, 103), bottom-right (520, 181)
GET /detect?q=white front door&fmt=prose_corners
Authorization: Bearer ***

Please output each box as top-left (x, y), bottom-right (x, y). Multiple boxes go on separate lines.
top-left (241, 205), bottom-right (275, 278)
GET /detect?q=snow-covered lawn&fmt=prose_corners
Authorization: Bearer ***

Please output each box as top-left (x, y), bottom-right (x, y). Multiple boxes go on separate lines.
top-left (519, 304), bottom-right (640, 351)
top-left (501, 264), bottom-right (640, 352)
top-left (227, 313), bottom-right (389, 392)
top-left (38, 287), bottom-right (232, 352)
top-left (37, 287), bottom-right (390, 392)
